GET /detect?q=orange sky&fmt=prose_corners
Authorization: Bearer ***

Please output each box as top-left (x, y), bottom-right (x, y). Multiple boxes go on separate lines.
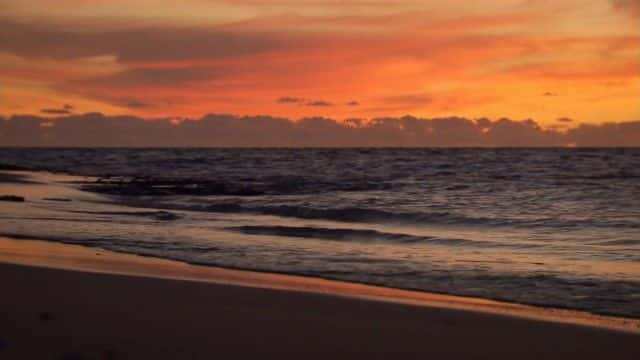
top-left (1, 0), bottom-right (639, 127)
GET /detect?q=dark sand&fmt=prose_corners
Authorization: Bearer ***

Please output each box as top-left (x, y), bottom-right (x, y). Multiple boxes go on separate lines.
top-left (0, 238), bottom-right (638, 359)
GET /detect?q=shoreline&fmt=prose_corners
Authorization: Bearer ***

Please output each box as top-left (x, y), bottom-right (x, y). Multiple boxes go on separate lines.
top-left (2, 236), bottom-right (640, 358)
top-left (1, 236), bottom-right (638, 335)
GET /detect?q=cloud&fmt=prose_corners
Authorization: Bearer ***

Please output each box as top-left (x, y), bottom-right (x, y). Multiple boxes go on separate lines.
top-left (556, 117), bottom-right (574, 123)
top-left (566, 121), bottom-right (640, 146)
top-left (81, 67), bottom-right (222, 87)
top-left (277, 97), bottom-right (335, 107)
top-left (347, 101), bottom-right (360, 106)
top-left (2, 113), bottom-right (638, 147)
top-left (121, 99), bottom-right (154, 109)
top-left (542, 92), bottom-right (558, 97)
top-left (59, 68), bottom-right (225, 109)
top-left (306, 100), bottom-right (333, 107)
top-left (40, 106), bottom-right (74, 115)
top-left (277, 97), bottom-right (306, 104)
top-left (0, 19), bottom-right (290, 62)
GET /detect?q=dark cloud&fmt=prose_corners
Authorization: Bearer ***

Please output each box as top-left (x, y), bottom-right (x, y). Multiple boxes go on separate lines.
top-left (0, 19), bottom-right (290, 62)
top-left (546, 124), bottom-right (567, 131)
top-left (566, 121), bottom-right (640, 147)
top-left (277, 97), bottom-right (306, 104)
top-left (344, 118), bottom-right (365, 127)
top-left (277, 97), bottom-right (335, 106)
top-left (347, 101), bottom-right (360, 106)
top-left (2, 113), bottom-right (638, 147)
top-left (82, 67), bottom-right (222, 87)
top-left (40, 107), bottom-right (73, 115)
top-left (556, 117), bottom-right (574, 123)
top-left (63, 104), bottom-right (74, 110)
top-left (62, 68), bottom-right (224, 107)
top-left (542, 92), bottom-right (558, 97)
top-left (306, 100), bottom-right (333, 107)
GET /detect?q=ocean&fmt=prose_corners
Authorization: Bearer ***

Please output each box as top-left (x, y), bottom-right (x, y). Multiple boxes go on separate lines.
top-left (1, 148), bottom-right (639, 317)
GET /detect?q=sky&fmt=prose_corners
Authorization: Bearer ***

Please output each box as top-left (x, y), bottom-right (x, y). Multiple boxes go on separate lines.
top-left (0, 0), bottom-right (639, 142)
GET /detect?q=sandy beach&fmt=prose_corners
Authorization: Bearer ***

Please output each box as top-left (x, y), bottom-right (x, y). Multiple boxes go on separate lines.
top-left (0, 236), bottom-right (638, 359)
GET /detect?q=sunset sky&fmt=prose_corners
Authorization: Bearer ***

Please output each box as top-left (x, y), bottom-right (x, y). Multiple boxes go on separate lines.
top-left (1, 0), bottom-right (639, 127)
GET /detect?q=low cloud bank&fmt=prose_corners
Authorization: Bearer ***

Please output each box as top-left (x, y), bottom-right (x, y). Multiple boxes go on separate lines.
top-left (0, 113), bottom-right (638, 147)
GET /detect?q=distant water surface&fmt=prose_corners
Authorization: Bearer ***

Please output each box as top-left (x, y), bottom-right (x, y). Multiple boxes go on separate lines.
top-left (0, 148), bottom-right (639, 317)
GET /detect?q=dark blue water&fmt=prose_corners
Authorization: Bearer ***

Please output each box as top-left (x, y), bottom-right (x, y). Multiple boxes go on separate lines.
top-left (1, 148), bottom-right (639, 317)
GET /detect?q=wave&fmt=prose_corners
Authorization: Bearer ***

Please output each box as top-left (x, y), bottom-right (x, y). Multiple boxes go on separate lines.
top-left (147, 201), bottom-right (640, 230)
top-left (226, 225), bottom-right (540, 249)
top-left (0, 232), bottom-right (217, 253)
top-left (81, 176), bottom-right (394, 197)
top-left (67, 209), bottom-right (181, 221)
top-left (593, 239), bottom-right (640, 246)
top-left (177, 202), bottom-right (506, 226)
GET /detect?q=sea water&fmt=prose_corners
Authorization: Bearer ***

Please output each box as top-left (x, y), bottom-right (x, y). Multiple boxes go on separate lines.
top-left (1, 148), bottom-right (638, 317)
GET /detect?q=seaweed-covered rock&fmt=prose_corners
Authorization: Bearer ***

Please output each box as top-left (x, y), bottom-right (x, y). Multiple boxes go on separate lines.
top-left (0, 195), bottom-right (25, 202)
top-left (0, 163), bottom-right (29, 171)
top-left (43, 197), bottom-right (72, 202)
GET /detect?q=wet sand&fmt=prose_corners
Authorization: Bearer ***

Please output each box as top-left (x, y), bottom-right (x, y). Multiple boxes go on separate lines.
top-left (0, 237), bottom-right (638, 359)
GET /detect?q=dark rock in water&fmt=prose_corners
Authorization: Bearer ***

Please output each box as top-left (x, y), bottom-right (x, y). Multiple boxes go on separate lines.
top-left (39, 311), bottom-right (53, 322)
top-left (0, 173), bottom-right (34, 184)
top-left (153, 211), bottom-right (180, 221)
top-left (43, 197), bottom-right (72, 202)
top-left (0, 195), bottom-right (25, 202)
top-left (0, 163), bottom-right (29, 171)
